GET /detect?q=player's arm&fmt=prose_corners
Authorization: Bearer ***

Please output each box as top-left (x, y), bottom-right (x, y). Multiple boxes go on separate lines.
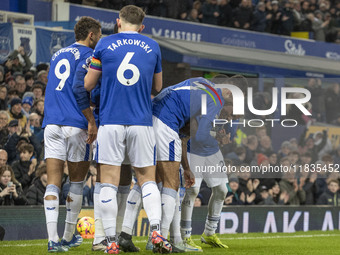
top-left (153, 71), bottom-right (162, 92)
top-left (180, 135), bottom-right (195, 188)
top-left (85, 68), bottom-right (101, 92)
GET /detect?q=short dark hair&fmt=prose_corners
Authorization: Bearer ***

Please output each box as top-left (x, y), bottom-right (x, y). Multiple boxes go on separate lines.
top-left (119, 5), bottom-right (145, 25)
top-left (18, 143), bottom-right (34, 154)
top-left (74, 16), bottom-right (101, 42)
top-left (32, 83), bottom-right (44, 92)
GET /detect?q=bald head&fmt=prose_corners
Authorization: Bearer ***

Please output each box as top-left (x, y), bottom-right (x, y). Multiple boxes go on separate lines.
top-left (0, 149), bottom-right (8, 167)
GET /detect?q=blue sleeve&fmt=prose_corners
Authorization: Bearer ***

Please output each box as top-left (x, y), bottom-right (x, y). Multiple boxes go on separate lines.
top-left (154, 43), bottom-right (162, 74)
top-left (194, 116), bottom-right (218, 147)
top-left (72, 52), bottom-right (92, 111)
top-left (90, 79), bottom-right (101, 106)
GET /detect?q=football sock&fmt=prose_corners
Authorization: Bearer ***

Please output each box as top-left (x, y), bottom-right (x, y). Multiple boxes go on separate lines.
top-left (204, 184), bottom-right (228, 236)
top-left (180, 186), bottom-right (199, 239)
top-left (63, 181), bottom-right (83, 242)
top-left (161, 187), bottom-right (177, 239)
top-left (141, 181), bottom-right (161, 234)
top-left (122, 184), bottom-right (142, 235)
top-left (93, 182), bottom-right (105, 244)
top-left (116, 185), bottom-right (130, 236)
top-left (44, 184), bottom-right (60, 243)
top-left (170, 191), bottom-right (182, 245)
top-left (100, 183), bottom-right (118, 243)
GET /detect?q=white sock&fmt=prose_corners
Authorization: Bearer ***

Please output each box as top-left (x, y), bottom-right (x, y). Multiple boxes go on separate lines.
top-left (180, 187), bottom-right (199, 239)
top-left (141, 181), bottom-right (161, 234)
top-left (100, 183), bottom-right (118, 243)
top-left (44, 184), bottom-right (60, 243)
top-left (122, 184), bottom-right (142, 235)
top-left (117, 185), bottom-right (130, 236)
top-left (204, 184), bottom-right (228, 236)
top-left (161, 187), bottom-right (177, 239)
top-left (170, 191), bottom-right (182, 245)
top-left (93, 182), bottom-right (105, 244)
top-left (63, 181), bottom-right (83, 242)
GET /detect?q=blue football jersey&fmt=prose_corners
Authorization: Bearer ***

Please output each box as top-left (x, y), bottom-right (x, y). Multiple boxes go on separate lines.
top-left (153, 77), bottom-right (219, 133)
top-left (43, 43), bottom-right (92, 129)
top-left (90, 31), bottom-right (162, 126)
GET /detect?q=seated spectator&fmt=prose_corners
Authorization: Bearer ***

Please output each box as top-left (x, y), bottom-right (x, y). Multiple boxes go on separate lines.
top-left (6, 76), bottom-right (16, 90)
top-left (218, 0), bottom-right (233, 26)
top-left (0, 165), bottom-right (27, 205)
top-left (279, 169), bottom-right (306, 205)
top-left (0, 111), bottom-right (9, 148)
top-left (269, 182), bottom-right (289, 205)
top-left (278, 141), bottom-right (291, 160)
top-left (0, 150), bottom-right (8, 167)
top-left (225, 175), bottom-right (244, 205)
top-left (0, 85), bottom-right (7, 110)
top-left (317, 179), bottom-right (340, 205)
top-left (8, 98), bottom-right (27, 129)
top-left (26, 163), bottom-right (47, 205)
top-left (11, 143), bottom-right (37, 193)
top-left (28, 113), bottom-right (44, 143)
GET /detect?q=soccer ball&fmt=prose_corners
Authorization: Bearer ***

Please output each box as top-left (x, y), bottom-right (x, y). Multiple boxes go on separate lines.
top-left (77, 216), bottom-right (95, 237)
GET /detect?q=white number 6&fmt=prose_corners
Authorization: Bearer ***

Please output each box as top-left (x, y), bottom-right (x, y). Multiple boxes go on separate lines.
top-left (117, 52), bottom-right (140, 86)
top-left (55, 59), bottom-right (70, 91)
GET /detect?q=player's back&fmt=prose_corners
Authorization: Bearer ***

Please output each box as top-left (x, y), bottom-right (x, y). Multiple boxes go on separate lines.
top-left (152, 77), bottom-right (218, 132)
top-left (43, 43), bottom-right (92, 129)
top-left (93, 32), bottom-right (162, 126)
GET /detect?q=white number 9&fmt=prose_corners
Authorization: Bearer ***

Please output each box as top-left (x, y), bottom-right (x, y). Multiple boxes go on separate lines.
top-left (55, 59), bottom-right (70, 91)
top-left (117, 52), bottom-right (140, 86)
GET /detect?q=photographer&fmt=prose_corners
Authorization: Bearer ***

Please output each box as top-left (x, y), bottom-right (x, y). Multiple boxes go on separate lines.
top-left (0, 165), bottom-right (27, 205)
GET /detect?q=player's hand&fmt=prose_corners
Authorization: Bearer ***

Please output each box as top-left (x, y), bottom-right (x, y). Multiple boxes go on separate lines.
top-left (87, 121), bottom-right (97, 144)
top-left (183, 169), bottom-right (195, 188)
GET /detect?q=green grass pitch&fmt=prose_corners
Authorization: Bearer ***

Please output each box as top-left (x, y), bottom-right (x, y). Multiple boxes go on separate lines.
top-left (1, 231), bottom-right (340, 255)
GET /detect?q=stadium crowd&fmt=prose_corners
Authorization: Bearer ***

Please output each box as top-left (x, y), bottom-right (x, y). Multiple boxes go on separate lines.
top-left (0, 45), bottom-right (339, 207)
top-left (69, 0), bottom-right (340, 42)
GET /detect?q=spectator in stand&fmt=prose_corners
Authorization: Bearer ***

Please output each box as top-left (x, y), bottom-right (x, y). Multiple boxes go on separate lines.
top-left (268, 182), bottom-right (289, 205)
top-left (233, 0), bottom-right (253, 30)
top-left (22, 97), bottom-right (33, 118)
top-left (279, 0), bottom-right (295, 35)
top-left (288, 150), bottom-right (300, 165)
top-left (313, 130), bottom-right (332, 159)
top-left (187, 8), bottom-right (200, 22)
top-left (32, 99), bottom-right (44, 123)
top-left (279, 168), bottom-right (306, 205)
top-left (317, 179), bottom-right (340, 205)
top-left (0, 165), bottom-right (27, 205)
top-left (307, 78), bottom-right (325, 122)
top-left (225, 175), bottom-right (245, 205)
top-left (26, 163), bottom-right (47, 205)
top-left (0, 150), bottom-right (8, 167)
top-left (31, 83), bottom-right (44, 100)
top-left (11, 143), bottom-right (37, 193)
top-left (252, 2), bottom-right (272, 32)
top-left (307, 13), bottom-right (327, 41)
top-left (6, 76), bottom-right (16, 90)
top-left (268, 152), bottom-right (278, 166)
top-left (325, 83), bottom-right (340, 123)
top-left (28, 113), bottom-right (44, 143)
top-left (202, 0), bottom-right (220, 25)
top-left (178, 0), bottom-right (194, 21)
top-left (36, 70), bottom-right (48, 87)
top-left (0, 66), bottom-right (4, 84)
top-left (192, 0), bottom-right (203, 21)
top-left (0, 85), bottom-right (7, 110)
top-left (278, 141), bottom-right (291, 160)
top-left (301, 171), bottom-right (317, 204)
top-left (15, 75), bottom-right (27, 98)
top-left (218, 0), bottom-right (233, 26)
top-left (292, 0), bottom-right (303, 30)
top-left (25, 73), bottom-right (35, 91)
top-left (255, 126), bottom-right (267, 140)
top-left (257, 135), bottom-right (273, 155)
top-left (7, 89), bottom-right (19, 102)
top-left (0, 111), bottom-right (9, 148)
top-left (7, 98), bottom-right (27, 129)
top-left (194, 195), bottom-right (203, 207)
top-left (3, 46), bottom-right (32, 76)
top-left (226, 146), bottom-right (246, 165)
top-left (244, 135), bottom-right (258, 164)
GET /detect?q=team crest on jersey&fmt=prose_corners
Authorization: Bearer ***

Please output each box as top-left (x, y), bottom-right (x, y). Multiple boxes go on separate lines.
top-left (0, 36), bottom-right (11, 63)
top-left (50, 33), bottom-right (66, 56)
top-left (20, 37), bottom-right (32, 57)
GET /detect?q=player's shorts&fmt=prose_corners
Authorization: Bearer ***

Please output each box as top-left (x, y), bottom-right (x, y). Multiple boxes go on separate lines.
top-left (153, 116), bottom-right (181, 162)
top-left (97, 125), bottom-right (155, 168)
top-left (188, 150), bottom-right (229, 188)
top-left (93, 139), bottom-right (131, 165)
top-left (44, 125), bottom-right (91, 162)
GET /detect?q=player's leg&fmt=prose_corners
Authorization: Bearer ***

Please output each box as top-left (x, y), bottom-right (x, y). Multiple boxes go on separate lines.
top-left (43, 125), bottom-right (68, 252)
top-left (97, 125), bottom-right (125, 254)
top-left (127, 125), bottom-right (171, 253)
top-left (200, 151), bottom-right (229, 249)
top-left (117, 164), bottom-right (132, 237)
top-left (61, 161), bottom-right (90, 248)
top-left (60, 127), bottom-right (91, 248)
top-left (92, 164), bottom-right (107, 251)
